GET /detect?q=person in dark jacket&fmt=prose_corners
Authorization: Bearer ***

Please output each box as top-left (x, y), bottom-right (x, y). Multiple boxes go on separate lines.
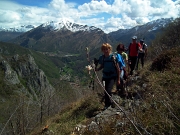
top-left (136, 39), bottom-right (148, 69)
top-left (95, 43), bottom-right (120, 109)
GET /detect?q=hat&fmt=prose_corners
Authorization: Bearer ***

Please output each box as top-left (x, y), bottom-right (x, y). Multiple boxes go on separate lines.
top-left (140, 39), bottom-right (144, 42)
top-left (132, 36), bottom-right (137, 40)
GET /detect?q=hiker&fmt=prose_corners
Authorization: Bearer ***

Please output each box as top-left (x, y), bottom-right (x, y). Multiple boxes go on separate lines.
top-left (116, 43), bottom-right (128, 97)
top-left (128, 36), bottom-right (143, 75)
top-left (116, 43), bottom-right (128, 67)
top-left (136, 39), bottom-right (148, 69)
top-left (116, 44), bottom-right (128, 79)
top-left (95, 43), bottom-right (120, 109)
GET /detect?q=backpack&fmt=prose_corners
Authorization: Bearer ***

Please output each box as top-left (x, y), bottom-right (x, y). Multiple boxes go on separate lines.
top-left (102, 53), bottom-right (127, 80)
top-left (142, 43), bottom-right (147, 50)
top-left (101, 53), bottom-right (118, 69)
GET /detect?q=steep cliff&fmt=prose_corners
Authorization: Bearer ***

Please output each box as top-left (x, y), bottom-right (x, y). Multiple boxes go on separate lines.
top-left (0, 53), bottom-right (55, 100)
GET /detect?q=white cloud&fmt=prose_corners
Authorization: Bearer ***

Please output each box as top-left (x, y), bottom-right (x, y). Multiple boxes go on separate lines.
top-left (0, 11), bottom-right (20, 23)
top-left (111, 0), bottom-right (131, 14)
top-left (78, 0), bottom-right (111, 18)
top-left (0, 0), bottom-right (179, 33)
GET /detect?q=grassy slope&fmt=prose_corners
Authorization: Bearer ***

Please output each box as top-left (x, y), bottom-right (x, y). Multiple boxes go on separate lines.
top-left (28, 94), bottom-right (103, 135)
top-left (29, 47), bottom-right (180, 135)
top-left (134, 47), bottom-right (180, 134)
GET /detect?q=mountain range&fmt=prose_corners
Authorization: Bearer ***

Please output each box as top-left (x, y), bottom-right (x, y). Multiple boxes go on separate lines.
top-left (9, 22), bottom-right (111, 54)
top-left (0, 18), bottom-right (174, 54)
top-left (0, 16), bottom-right (179, 135)
top-left (0, 18), bottom-right (172, 85)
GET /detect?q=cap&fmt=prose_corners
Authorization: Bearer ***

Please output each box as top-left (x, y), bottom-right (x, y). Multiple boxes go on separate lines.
top-left (140, 39), bottom-right (144, 42)
top-left (132, 36), bottom-right (137, 40)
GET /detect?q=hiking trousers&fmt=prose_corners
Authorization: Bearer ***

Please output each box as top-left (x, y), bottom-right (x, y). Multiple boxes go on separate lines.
top-left (116, 69), bottom-right (124, 90)
top-left (102, 77), bottom-right (116, 107)
top-left (129, 56), bottom-right (138, 75)
top-left (137, 53), bottom-right (145, 69)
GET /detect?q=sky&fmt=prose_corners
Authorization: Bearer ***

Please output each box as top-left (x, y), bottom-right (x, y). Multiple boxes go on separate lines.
top-left (0, 0), bottom-right (180, 33)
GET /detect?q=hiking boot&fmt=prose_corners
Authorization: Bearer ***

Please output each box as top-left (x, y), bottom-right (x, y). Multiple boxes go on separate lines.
top-left (111, 89), bottom-right (118, 95)
top-left (111, 102), bottom-right (115, 108)
top-left (103, 106), bottom-right (109, 110)
top-left (129, 71), bottom-right (133, 76)
top-left (103, 104), bottom-right (111, 110)
top-left (118, 89), bottom-right (128, 98)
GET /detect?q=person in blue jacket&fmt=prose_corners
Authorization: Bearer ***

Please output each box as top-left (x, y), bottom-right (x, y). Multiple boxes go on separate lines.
top-left (116, 43), bottom-right (128, 97)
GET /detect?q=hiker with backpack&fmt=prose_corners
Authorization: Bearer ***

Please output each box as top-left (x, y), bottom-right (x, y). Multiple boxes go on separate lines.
top-left (95, 43), bottom-right (121, 109)
top-left (116, 43), bottom-right (128, 65)
top-left (136, 39), bottom-right (148, 69)
top-left (116, 43), bottom-right (128, 97)
top-left (128, 36), bottom-right (143, 75)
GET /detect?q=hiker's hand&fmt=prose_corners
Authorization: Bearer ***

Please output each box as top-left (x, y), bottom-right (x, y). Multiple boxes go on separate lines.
top-left (95, 68), bottom-right (98, 71)
top-left (124, 72), bottom-right (128, 80)
top-left (117, 80), bottom-right (120, 86)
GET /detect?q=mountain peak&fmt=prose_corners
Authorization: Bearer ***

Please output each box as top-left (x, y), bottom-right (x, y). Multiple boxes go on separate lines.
top-left (41, 20), bottom-right (102, 32)
top-left (0, 25), bottom-right (35, 32)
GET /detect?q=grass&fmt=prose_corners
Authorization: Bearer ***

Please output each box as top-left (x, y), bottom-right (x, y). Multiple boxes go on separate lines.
top-left (29, 94), bottom-right (103, 135)
top-left (134, 47), bottom-right (180, 134)
top-left (29, 47), bottom-right (180, 135)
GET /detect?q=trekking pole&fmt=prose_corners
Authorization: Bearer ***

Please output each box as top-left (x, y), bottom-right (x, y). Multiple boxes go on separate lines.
top-left (128, 59), bottom-right (130, 75)
top-left (85, 47), bottom-right (97, 90)
top-left (92, 58), bottom-right (99, 90)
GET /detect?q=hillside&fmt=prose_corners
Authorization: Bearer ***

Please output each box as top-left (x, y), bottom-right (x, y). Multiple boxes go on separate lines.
top-left (0, 17), bottom-right (179, 135)
top-left (0, 41), bottom-right (60, 81)
top-left (29, 47), bottom-right (180, 135)
top-left (0, 31), bottom-right (23, 42)
top-left (3, 18), bottom-right (173, 82)
top-left (0, 42), bottom-right (91, 135)
top-left (28, 18), bottom-right (180, 135)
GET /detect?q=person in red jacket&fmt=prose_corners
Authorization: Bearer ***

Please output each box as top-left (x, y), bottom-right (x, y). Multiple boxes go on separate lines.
top-left (128, 36), bottom-right (142, 75)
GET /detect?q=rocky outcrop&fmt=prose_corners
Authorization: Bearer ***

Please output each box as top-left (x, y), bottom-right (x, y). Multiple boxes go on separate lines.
top-left (1, 60), bottom-right (20, 85)
top-left (0, 54), bottom-right (55, 98)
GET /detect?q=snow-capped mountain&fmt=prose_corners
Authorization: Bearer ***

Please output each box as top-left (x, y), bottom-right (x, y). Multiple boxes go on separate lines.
top-left (9, 20), bottom-right (110, 54)
top-left (41, 21), bottom-right (102, 32)
top-left (0, 21), bottom-right (103, 42)
top-left (0, 18), bottom-right (173, 34)
top-left (108, 18), bottom-right (174, 46)
top-left (142, 18), bottom-right (173, 32)
top-left (0, 21), bottom-right (102, 33)
top-left (110, 18), bottom-right (173, 35)
top-left (1, 17), bottom-right (174, 51)
top-left (0, 25), bottom-right (35, 32)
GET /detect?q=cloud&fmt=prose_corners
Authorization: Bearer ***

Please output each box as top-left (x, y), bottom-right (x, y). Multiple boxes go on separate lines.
top-left (0, 0), bottom-right (179, 33)
top-left (0, 1), bottom-right (49, 27)
top-left (78, 0), bottom-right (110, 13)
top-left (0, 11), bottom-right (20, 23)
